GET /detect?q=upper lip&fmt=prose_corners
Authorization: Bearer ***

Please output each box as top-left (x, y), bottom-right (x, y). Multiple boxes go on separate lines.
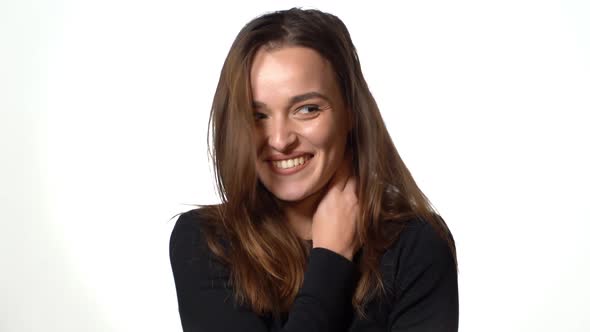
top-left (266, 152), bottom-right (313, 161)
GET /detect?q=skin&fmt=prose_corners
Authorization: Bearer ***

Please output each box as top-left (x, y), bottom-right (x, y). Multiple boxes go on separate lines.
top-left (250, 46), bottom-right (359, 260)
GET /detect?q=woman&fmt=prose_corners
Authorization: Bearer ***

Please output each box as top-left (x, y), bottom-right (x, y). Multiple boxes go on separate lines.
top-left (170, 7), bottom-right (458, 332)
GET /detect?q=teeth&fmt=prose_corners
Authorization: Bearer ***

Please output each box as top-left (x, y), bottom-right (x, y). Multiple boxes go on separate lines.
top-left (273, 155), bottom-right (309, 170)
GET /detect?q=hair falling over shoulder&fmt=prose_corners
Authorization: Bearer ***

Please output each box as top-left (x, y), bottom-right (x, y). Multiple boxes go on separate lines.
top-left (194, 7), bottom-right (457, 319)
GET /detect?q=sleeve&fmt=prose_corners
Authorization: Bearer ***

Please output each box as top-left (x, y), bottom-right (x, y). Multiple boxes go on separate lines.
top-left (169, 210), bottom-right (357, 332)
top-left (386, 221), bottom-right (459, 332)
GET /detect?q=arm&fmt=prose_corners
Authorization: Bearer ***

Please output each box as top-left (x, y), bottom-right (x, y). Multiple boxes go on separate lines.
top-left (169, 210), bottom-right (357, 332)
top-left (386, 221), bottom-right (459, 332)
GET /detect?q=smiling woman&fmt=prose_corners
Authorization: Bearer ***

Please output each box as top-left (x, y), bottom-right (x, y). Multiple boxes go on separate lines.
top-left (170, 7), bottom-right (458, 332)
top-left (252, 47), bottom-right (350, 215)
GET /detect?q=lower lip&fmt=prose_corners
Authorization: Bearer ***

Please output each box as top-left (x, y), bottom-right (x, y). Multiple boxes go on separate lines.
top-left (268, 155), bottom-right (313, 175)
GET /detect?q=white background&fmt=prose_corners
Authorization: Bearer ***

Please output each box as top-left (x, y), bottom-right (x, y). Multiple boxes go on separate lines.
top-left (1, 0), bottom-right (589, 331)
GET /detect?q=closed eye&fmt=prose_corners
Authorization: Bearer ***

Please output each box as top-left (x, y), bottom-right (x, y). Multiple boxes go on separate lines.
top-left (253, 112), bottom-right (267, 120)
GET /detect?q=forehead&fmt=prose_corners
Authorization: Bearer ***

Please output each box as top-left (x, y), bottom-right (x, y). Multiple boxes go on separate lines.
top-left (249, 46), bottom-right (338, 103)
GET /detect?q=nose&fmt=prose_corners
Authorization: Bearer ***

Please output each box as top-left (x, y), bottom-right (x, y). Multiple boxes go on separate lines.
top-left (267, 117), bottom-right (297, 152)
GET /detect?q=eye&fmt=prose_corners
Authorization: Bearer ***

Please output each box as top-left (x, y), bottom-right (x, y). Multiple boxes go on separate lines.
top-left (253, 112), bottom-right (267, 120)
top-left (296, 105), bottom-right (321, 115)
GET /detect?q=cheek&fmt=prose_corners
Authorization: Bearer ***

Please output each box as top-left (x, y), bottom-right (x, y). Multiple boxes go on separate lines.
top-left (300, 119), bottom-right (342, 151)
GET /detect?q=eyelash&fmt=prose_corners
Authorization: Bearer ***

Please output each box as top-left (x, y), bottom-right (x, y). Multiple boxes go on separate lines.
top-left (254, 112), bottom-right (267, 120)
top-left (253, 104), bottom-right (321, 120)
top-left (297, 105), bottom-right (321, 115)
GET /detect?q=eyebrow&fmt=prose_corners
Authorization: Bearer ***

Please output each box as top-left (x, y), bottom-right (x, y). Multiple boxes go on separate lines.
top-left (252, 91), bottom-right (331, 110)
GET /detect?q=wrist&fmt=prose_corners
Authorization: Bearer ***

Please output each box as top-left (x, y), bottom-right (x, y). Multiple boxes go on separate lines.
top-left (312, 243), bottom-right (354, 261)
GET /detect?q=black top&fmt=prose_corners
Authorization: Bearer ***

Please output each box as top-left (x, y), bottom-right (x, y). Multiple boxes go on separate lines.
top-left (170, 208), bottom-right (459, 332)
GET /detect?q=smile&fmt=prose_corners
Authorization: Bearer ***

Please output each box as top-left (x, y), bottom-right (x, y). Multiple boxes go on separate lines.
top-left (269, 154), bottom-right (313, 175)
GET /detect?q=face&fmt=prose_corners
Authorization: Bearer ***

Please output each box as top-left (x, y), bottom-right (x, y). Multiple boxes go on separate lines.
top-left (250, 46), bottom-right (351, 203)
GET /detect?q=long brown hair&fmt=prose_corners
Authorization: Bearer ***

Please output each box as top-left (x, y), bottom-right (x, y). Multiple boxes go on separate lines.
top-left (193, 7), bottom-right (457, 318)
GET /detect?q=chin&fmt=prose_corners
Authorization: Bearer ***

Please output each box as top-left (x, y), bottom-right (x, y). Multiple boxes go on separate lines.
top-left (269, 187), bottom-right (311, 202)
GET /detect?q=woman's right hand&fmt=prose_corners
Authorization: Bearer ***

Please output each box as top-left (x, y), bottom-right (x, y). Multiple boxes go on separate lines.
top-left (311, 151), bottom-right (359, 261)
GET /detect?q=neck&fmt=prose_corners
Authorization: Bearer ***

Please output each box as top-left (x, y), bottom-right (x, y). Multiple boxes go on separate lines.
top-left (280, 190), bottom-right (324, 241)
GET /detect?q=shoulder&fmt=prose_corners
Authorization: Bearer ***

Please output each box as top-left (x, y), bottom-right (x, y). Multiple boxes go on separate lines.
top-left (380, 217), bottom-right (457, 289)
top-left (169, 207), bottom-right (231, 287)
top-left (373, 217), bottom-right (459, 330)
top-left (383, 216), bottom-right (455, 261)
top-left (170, 208), bottom-right (207, 247)
top-left (393, 217), bottom-right (454, 254)
top-left (171, 208), bottom-right (209, 233)
top-left (169, 206), bottom-right (227, 264)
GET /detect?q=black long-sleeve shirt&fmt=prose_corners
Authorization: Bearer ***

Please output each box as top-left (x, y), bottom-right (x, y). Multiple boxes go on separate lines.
top-left (170, 208), bottom-right (459, 331)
